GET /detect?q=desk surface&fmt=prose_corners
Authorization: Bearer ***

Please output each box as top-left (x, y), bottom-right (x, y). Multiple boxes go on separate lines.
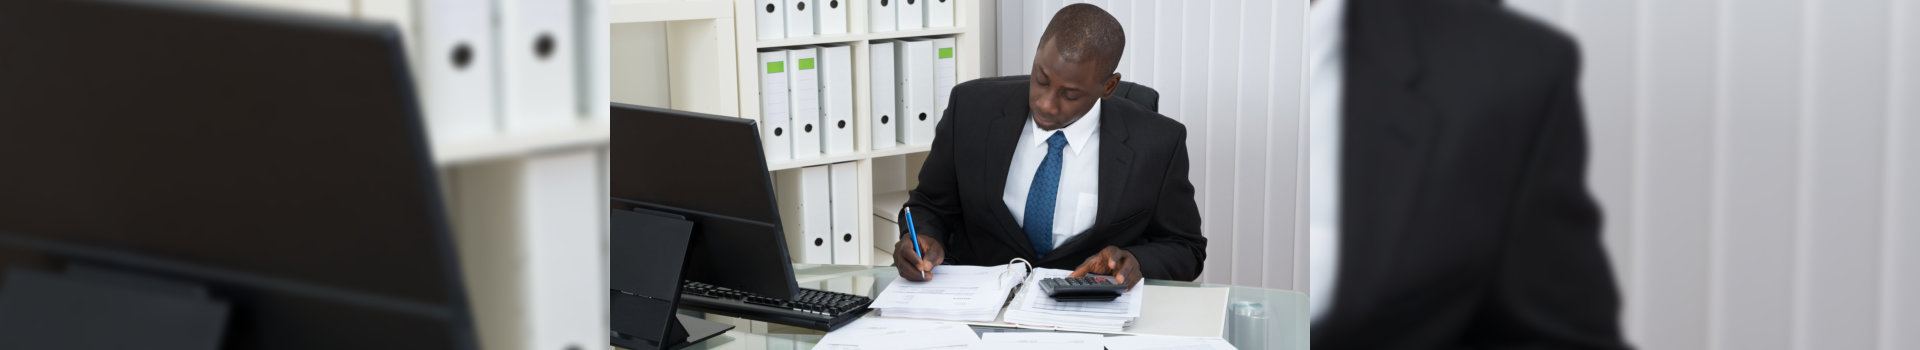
top-left (649, 265), bottom-right (1306, 350)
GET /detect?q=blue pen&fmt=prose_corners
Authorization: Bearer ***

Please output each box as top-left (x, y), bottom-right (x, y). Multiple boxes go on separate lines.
top-left (905, 207), bottom-right (927, 279)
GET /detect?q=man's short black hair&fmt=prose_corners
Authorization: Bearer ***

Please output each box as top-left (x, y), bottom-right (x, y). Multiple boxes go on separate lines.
top-left (1039, 3), bottom-right (1126, 76)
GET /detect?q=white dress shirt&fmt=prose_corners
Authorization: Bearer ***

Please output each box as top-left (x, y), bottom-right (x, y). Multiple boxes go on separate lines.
top-left (1004, 98), bottom-right (1103, 249)
top-left (1308, 0), bottom-right (1348, 324)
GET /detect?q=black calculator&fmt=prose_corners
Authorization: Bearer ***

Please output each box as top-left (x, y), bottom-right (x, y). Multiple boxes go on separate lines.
top-left (1039, 276), bottom-right (1128, 302)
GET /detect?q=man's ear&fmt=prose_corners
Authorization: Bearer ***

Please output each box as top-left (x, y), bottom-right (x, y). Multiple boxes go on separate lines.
top-left (1102, 73), bottom-right (1121, 99)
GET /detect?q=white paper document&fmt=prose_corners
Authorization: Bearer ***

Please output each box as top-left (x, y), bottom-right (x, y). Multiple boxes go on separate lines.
top-left (811, 317), bottom-right (979, 350)
top-left (871, 264), bottom-right (1028, 321)
top-left (1001, 268), bottom-right (1145, 332)
top-left (1101, 335), bottom-right (1239, 350)
top-left (973, 332), bottom-right (1103, 350)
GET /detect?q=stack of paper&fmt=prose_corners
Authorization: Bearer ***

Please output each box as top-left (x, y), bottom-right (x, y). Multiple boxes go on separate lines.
top-left (973, 332), bottom-right (1103, 350)
top-left (870, 264), bottom-right (1028, 321)
top-left (811, 317), bottom-right (979, 350)
top-left (1001, 268), bottom-right (1145, 333)
top-left (1101, 335), bottom-right (1239, 350)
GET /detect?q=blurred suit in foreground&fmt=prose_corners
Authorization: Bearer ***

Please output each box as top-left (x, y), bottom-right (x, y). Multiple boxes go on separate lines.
top-left (1308, 0), bottom-right (1631, 348)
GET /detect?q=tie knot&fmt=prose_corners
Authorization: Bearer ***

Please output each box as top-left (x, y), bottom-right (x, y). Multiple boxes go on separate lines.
top-left (1046, 131), bottom-right (1068, 149)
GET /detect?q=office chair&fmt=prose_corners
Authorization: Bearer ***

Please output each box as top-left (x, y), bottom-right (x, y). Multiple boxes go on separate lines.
top-left (975, 75), bottom-right (1161, 113)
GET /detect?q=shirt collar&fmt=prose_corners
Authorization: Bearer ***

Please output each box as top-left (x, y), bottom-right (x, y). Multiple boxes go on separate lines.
top-left (1309, 0), bottom-right (1348, 70)
top-left (1028, 98), bottom-right (1102, 155)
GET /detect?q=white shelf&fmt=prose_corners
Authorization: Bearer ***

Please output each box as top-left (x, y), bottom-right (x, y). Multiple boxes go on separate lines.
top-left (610, 0), bottom-right (733, 24)
top-left (605, 0), bottom-right (985, 267)
top-left (432, 120), bottom-right (610, 165)
top-left (752, 26), bottom-right (966, 49)
top-left (768, 145), bottom-right (932, 171)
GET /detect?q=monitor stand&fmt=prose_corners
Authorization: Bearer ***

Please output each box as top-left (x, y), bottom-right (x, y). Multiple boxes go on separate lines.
top-left (0, 264), bottom-right (229, 350)
top-left (610, 206), bottom-right (734, 350)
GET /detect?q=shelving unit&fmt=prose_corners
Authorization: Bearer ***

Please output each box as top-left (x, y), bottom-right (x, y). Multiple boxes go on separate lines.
top-left (615, 0), bottom-right (989, 267)
top-left (185, 1), bottom-right (615, 350)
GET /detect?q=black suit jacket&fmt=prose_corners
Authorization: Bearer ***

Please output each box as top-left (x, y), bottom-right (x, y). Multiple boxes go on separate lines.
top-left (899, 77), bottom-right (1206, 281)
top-left (1312, 0), bottom-right (1630, 349)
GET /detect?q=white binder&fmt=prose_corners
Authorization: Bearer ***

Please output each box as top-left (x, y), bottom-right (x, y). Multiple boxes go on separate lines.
top-left (896, 39), bottom-right (936, 146)
top-left (498, 0), bottom-right (580, 133)
top-left (756, 0), bottom-right (785, 40)
top-left (897, 0), bottom-right (924, 30)
top-left (829, 162), bottom-right (860, 264)
top-left (776, 166), bottom-right (834, 265)
top-left (784, 0), bottom-right (815, 38)
top-left (521, 150), bottom-right (603, 350)
top-left (817, 0), bottom-right (848, 35)
top-left (869, 41), bottom-right (899, 150)
top-left (787, 47), bottom-right (823, 160)
top-left (448, 150), bottom-right (604, 350)
top-left (928, 0), bottom-right (954, 28)
top-left (818, 45), bottom-right (855, 156)
top-left (578, 0), bottom-right (609, 121)
top-left (368, 0), bottom-right (497, 143)
top-left (868, 0), bottom-right (896, 32)
top-left (932, 37), bottom-right (956, 127)
top-left (759, 51), bottom-right (794, 162)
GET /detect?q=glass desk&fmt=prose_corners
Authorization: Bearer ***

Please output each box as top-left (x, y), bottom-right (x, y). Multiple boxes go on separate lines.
top-left (629, 265), bottom-right (1305, 350)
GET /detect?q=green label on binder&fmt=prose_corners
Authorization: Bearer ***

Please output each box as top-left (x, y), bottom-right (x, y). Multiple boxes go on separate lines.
top-left (767, 62), bottom-right (784, 73)
top-left (799, 58), bottom-right (816, 70)
top-left (939, 48), bottom-right (954, 59)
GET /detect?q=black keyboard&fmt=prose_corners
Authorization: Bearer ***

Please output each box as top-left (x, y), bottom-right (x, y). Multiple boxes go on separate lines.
top-left (676, 281), bottom-right (874, 331)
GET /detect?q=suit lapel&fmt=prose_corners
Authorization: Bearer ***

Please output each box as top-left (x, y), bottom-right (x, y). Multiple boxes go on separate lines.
top-left (986, 90), bottom-right (1036, 258)
top-left (1326, 0), bottom-right (1440, 329)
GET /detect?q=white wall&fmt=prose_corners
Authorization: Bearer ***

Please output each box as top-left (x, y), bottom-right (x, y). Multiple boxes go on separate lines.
top-left (995, 0), bottom-right (1310, 291)
top-left (1506, 0), bottom-right (1920, 349)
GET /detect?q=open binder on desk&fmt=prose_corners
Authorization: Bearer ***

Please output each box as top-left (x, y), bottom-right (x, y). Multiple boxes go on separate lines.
top-left (866, 260), bottom-right (1232, 338)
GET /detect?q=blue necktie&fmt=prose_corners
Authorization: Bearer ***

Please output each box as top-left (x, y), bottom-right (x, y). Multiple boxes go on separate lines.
top-left (1024, 131), bottom-right (1068, 259)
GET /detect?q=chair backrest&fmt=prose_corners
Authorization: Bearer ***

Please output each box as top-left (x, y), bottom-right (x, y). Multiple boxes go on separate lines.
top-left (974, 75), bottom-right (1161, 113)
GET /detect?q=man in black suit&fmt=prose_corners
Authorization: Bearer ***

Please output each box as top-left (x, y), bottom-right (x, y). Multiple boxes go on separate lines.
top-left (1310, 0), bottom-right (1630, 348)
top-left (892, 3), bottom-right (1205, 288)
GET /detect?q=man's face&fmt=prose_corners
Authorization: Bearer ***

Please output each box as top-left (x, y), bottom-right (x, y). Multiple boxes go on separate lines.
top-left (1028, 41), bottom-right (1115, 131)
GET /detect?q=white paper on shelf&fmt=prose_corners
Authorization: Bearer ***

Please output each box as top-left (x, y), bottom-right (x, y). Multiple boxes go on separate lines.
top-left (811, 317), bottom-right (979, 350)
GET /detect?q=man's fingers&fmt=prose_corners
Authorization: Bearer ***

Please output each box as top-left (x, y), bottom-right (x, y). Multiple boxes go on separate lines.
top-left (1120, 255), bottom-right (1143, 290)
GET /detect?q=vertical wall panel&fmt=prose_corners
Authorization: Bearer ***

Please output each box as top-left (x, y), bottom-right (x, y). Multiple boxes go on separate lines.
top-left (1270, 0), bottom-right (1308, 290)
top-left (1637, 1), bottom-right (1719, 349)
top-left (1715, 0), bottom-right (1803, 349)
top-left (1889, 2), bottom-right (1920, 349)
top-left (1229, 0), bottom-right (1273, 286)
top-left (1805, 0), bottom-right (1893, 348)
top-left (1513, 1), bottom-right (1918, 349)
top-left (1153, 0), bottom-right (1182, 122)
top-left (1201, 0), bottom-right (1242, 286)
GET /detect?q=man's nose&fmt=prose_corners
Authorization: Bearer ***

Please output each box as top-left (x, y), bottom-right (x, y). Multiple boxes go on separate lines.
top-left (1033, 94), bottom-right (1060, 117)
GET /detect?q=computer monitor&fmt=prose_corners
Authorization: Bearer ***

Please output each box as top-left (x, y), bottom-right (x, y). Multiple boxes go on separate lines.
top-left (610, 103), bottom-right (802, 300)
top-left (0, 1), bottom-right (476, 349)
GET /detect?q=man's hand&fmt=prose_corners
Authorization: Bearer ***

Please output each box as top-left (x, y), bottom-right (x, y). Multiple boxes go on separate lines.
top-left (1069, 246), bottom-right (1144, 291)
top-left (893, 234), bottom-right (946, 281)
